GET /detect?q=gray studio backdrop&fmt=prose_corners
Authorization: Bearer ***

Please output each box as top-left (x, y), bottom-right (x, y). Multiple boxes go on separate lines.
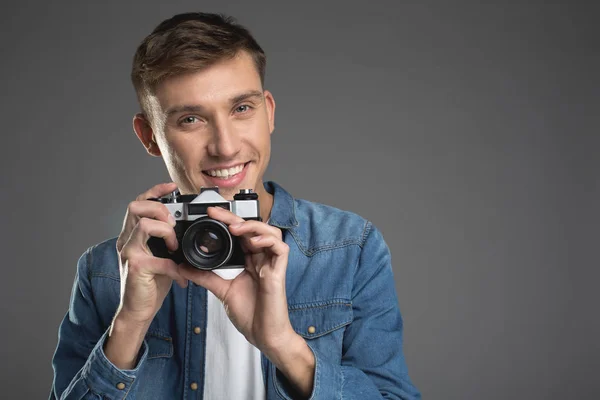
top-left (1, 1), bottom-right (598, 399)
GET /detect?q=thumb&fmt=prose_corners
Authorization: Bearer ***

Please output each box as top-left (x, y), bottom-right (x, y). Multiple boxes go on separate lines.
top-left (179, 264), bottom-right (230, 301)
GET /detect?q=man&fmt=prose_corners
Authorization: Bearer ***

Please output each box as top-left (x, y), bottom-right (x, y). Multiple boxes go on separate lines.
top-left (50, 12), bottom-right (421, 399)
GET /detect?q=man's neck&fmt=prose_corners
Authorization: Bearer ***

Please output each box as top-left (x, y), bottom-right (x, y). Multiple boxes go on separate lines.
top-left (254, 181), bottom-right (274, 224)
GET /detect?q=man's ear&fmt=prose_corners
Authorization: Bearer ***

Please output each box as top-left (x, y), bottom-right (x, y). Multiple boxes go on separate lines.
top-left (133, 113), bottom-right (162, 157)
top-left (263, 89), bottom-right (276, 134)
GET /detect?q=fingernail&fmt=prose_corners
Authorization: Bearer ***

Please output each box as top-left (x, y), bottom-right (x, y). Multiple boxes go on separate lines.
top-left (168, 214), bottom-right (176, 227)
top-left (231, 222), bottom-right (243, 228)
top-left (251, 236), bottom-right (262, 241)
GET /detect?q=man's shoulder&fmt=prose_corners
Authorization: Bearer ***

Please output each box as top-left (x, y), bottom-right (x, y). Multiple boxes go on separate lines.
top-left (79, 236), bottom-right (120, 279)
top-left (289, 197), bottom-right (372, 256)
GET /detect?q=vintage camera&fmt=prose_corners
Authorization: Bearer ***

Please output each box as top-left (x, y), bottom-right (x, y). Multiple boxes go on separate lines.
top-left (146, 187), bottom-right (260, 270)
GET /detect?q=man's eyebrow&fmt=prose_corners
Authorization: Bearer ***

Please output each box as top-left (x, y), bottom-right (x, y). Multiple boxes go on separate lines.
top-left (165, 90), bottom-right (264, 117)
top-left (229, 90), bottom-right (264, 104)
top-left (165, 105), bottom-right (204, 117)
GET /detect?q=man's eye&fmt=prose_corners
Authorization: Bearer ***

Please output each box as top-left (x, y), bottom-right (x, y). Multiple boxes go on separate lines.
top-left (181, 116), bottom-right (198, 124)
top-left (235, 105), bottom-right (251, 113)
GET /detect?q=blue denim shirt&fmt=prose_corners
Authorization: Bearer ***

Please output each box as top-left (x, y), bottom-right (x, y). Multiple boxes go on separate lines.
top-left (50, 181), bottom-right (421, 399)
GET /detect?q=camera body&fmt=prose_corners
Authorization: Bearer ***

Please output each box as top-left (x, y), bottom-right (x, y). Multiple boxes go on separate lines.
top-left (147, 187), bottom-right (260, 270)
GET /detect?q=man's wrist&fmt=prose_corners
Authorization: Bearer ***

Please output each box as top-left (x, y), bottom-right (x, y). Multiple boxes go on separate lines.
top-left (266, 332), bottom-right (316, 398)
top-left (103, 313), bottom-right (152, 370)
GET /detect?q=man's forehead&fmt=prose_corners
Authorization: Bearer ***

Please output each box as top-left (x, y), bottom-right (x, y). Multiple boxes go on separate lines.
top-left (154, 65), bottom-right (262, 109)
top-left (160, 52), bottom-right (258, 88)
top-left (151, 85), bottom-right (262, 110)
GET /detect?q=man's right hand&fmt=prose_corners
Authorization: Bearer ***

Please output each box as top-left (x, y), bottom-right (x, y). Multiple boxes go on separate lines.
top-left (105, 182), bottom-right (188, 369)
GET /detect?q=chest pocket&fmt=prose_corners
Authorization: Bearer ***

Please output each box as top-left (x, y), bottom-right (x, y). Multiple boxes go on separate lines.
top-left (145, 331), bottom-right (173, 359)
top-left (288, 301), bottom-right (353, 339)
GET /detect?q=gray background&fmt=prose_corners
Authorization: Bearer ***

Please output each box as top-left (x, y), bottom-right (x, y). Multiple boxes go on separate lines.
top-left (1, 1), bottom-right (598, 399)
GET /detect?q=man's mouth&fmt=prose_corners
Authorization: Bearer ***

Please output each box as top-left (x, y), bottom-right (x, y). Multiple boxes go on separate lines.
top-left (202, 162), bottom-right (249, 180)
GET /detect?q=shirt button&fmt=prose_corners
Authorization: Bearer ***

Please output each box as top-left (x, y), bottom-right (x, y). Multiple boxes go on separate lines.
top-left (190, 382), bottom-right (198, 391)
top-left (116, 383), bottom-right (126, 390)
top-left (193, 327), bottom-right (201, 334)
top-left (307, 325), bottom-right (316, 334)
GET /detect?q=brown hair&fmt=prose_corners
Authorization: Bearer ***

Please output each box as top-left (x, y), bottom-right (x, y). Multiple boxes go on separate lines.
top-left (131, 12), bottom-right (266, 120)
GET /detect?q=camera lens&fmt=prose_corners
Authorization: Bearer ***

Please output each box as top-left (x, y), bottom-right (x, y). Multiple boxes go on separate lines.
top-left (182, 218), bottom-right (233, 270)
top-left (194, 229), bottom-right (223, 258)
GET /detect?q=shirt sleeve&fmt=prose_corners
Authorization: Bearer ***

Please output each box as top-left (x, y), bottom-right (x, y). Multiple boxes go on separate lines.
top-left (274, 222), bottom-right (421, 399)
top-left (49, 248), bottom-right (150, 400)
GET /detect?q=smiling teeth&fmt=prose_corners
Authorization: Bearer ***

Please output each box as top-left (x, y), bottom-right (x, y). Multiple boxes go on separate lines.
top-left (206, 164), bottom-right (244, 178)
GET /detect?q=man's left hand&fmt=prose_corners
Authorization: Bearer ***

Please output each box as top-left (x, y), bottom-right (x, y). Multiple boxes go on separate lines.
top-left (180, 206), bottom-right (316, 396)
top-left (179, 206), bottom-right (296, 354)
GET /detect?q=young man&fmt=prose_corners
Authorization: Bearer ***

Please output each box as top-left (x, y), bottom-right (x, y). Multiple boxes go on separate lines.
top-left (50, 12), bottom-right (421, 399)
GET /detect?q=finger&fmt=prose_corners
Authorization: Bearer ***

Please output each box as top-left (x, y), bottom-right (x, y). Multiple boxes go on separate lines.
top-left (143, 255), bottom-right (189, 288)
top-left (228, 220), bottom-right (282, 240)
top-left (118, 185), bottom-right (177, 251)
top-left (136, 182), bottom-right (178, 201)
top-left (179, 264), bottom-right (231, 301)
top-left (207, 206), bottom-right (245, 225)
top-left (119, 200), bottom-right (175, 253)
top-left (243, 253), bottom-right (259, 280)
top-left (127, 200), bottom-right (176, 227)
top-left (121, 251), bottom-right (188, 288)
top-left (127, 217), bottom-right (178, 253)
top-left (247, 235), bottom-right (290, 257)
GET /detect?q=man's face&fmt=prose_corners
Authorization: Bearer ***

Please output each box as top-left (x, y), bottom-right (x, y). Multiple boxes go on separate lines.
top-left (136, 51), bottom-right (275, 200)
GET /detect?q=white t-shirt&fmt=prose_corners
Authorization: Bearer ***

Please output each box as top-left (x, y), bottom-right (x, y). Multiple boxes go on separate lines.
top-left (203, 268), bottom-right (266, 399)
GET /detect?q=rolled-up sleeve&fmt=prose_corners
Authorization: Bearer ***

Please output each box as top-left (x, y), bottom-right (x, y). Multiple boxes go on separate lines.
top-left (49, 248), bottom-right (149, 399)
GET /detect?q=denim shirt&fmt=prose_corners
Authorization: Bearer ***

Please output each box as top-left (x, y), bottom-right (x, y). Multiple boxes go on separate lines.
top-left (50, 181), bottom-right (421, 399)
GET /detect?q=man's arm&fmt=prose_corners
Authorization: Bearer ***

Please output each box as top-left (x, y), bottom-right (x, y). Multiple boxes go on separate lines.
top-left (49, 248), bottom-right (150, 400)
top-left (273, 222), bottom-right (421, 399)
top-left (50, 182), bottom-right (185, 399)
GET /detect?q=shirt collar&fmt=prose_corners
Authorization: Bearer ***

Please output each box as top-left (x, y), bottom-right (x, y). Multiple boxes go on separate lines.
top-left (263, 181), bottom-right (299, 229)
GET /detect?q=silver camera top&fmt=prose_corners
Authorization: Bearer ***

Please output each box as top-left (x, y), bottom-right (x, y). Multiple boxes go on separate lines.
top-left (159, 187), bottom-right (259, 221)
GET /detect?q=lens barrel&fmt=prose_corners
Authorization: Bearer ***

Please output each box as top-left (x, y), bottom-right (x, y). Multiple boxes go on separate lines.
top-left (182, 217), bottom-right (233, 270)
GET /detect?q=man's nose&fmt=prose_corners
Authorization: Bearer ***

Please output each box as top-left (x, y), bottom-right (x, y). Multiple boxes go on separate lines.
top-left (207, 118), bottom-right (240, 158)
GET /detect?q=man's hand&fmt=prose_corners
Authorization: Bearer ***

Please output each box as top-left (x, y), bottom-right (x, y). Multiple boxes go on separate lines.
top-left (105, 182), bottom-right (188, 369)
top-left (115, 182), bottom-right (188, 324)
top-left (179, 206), bottom-right (315, 397)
